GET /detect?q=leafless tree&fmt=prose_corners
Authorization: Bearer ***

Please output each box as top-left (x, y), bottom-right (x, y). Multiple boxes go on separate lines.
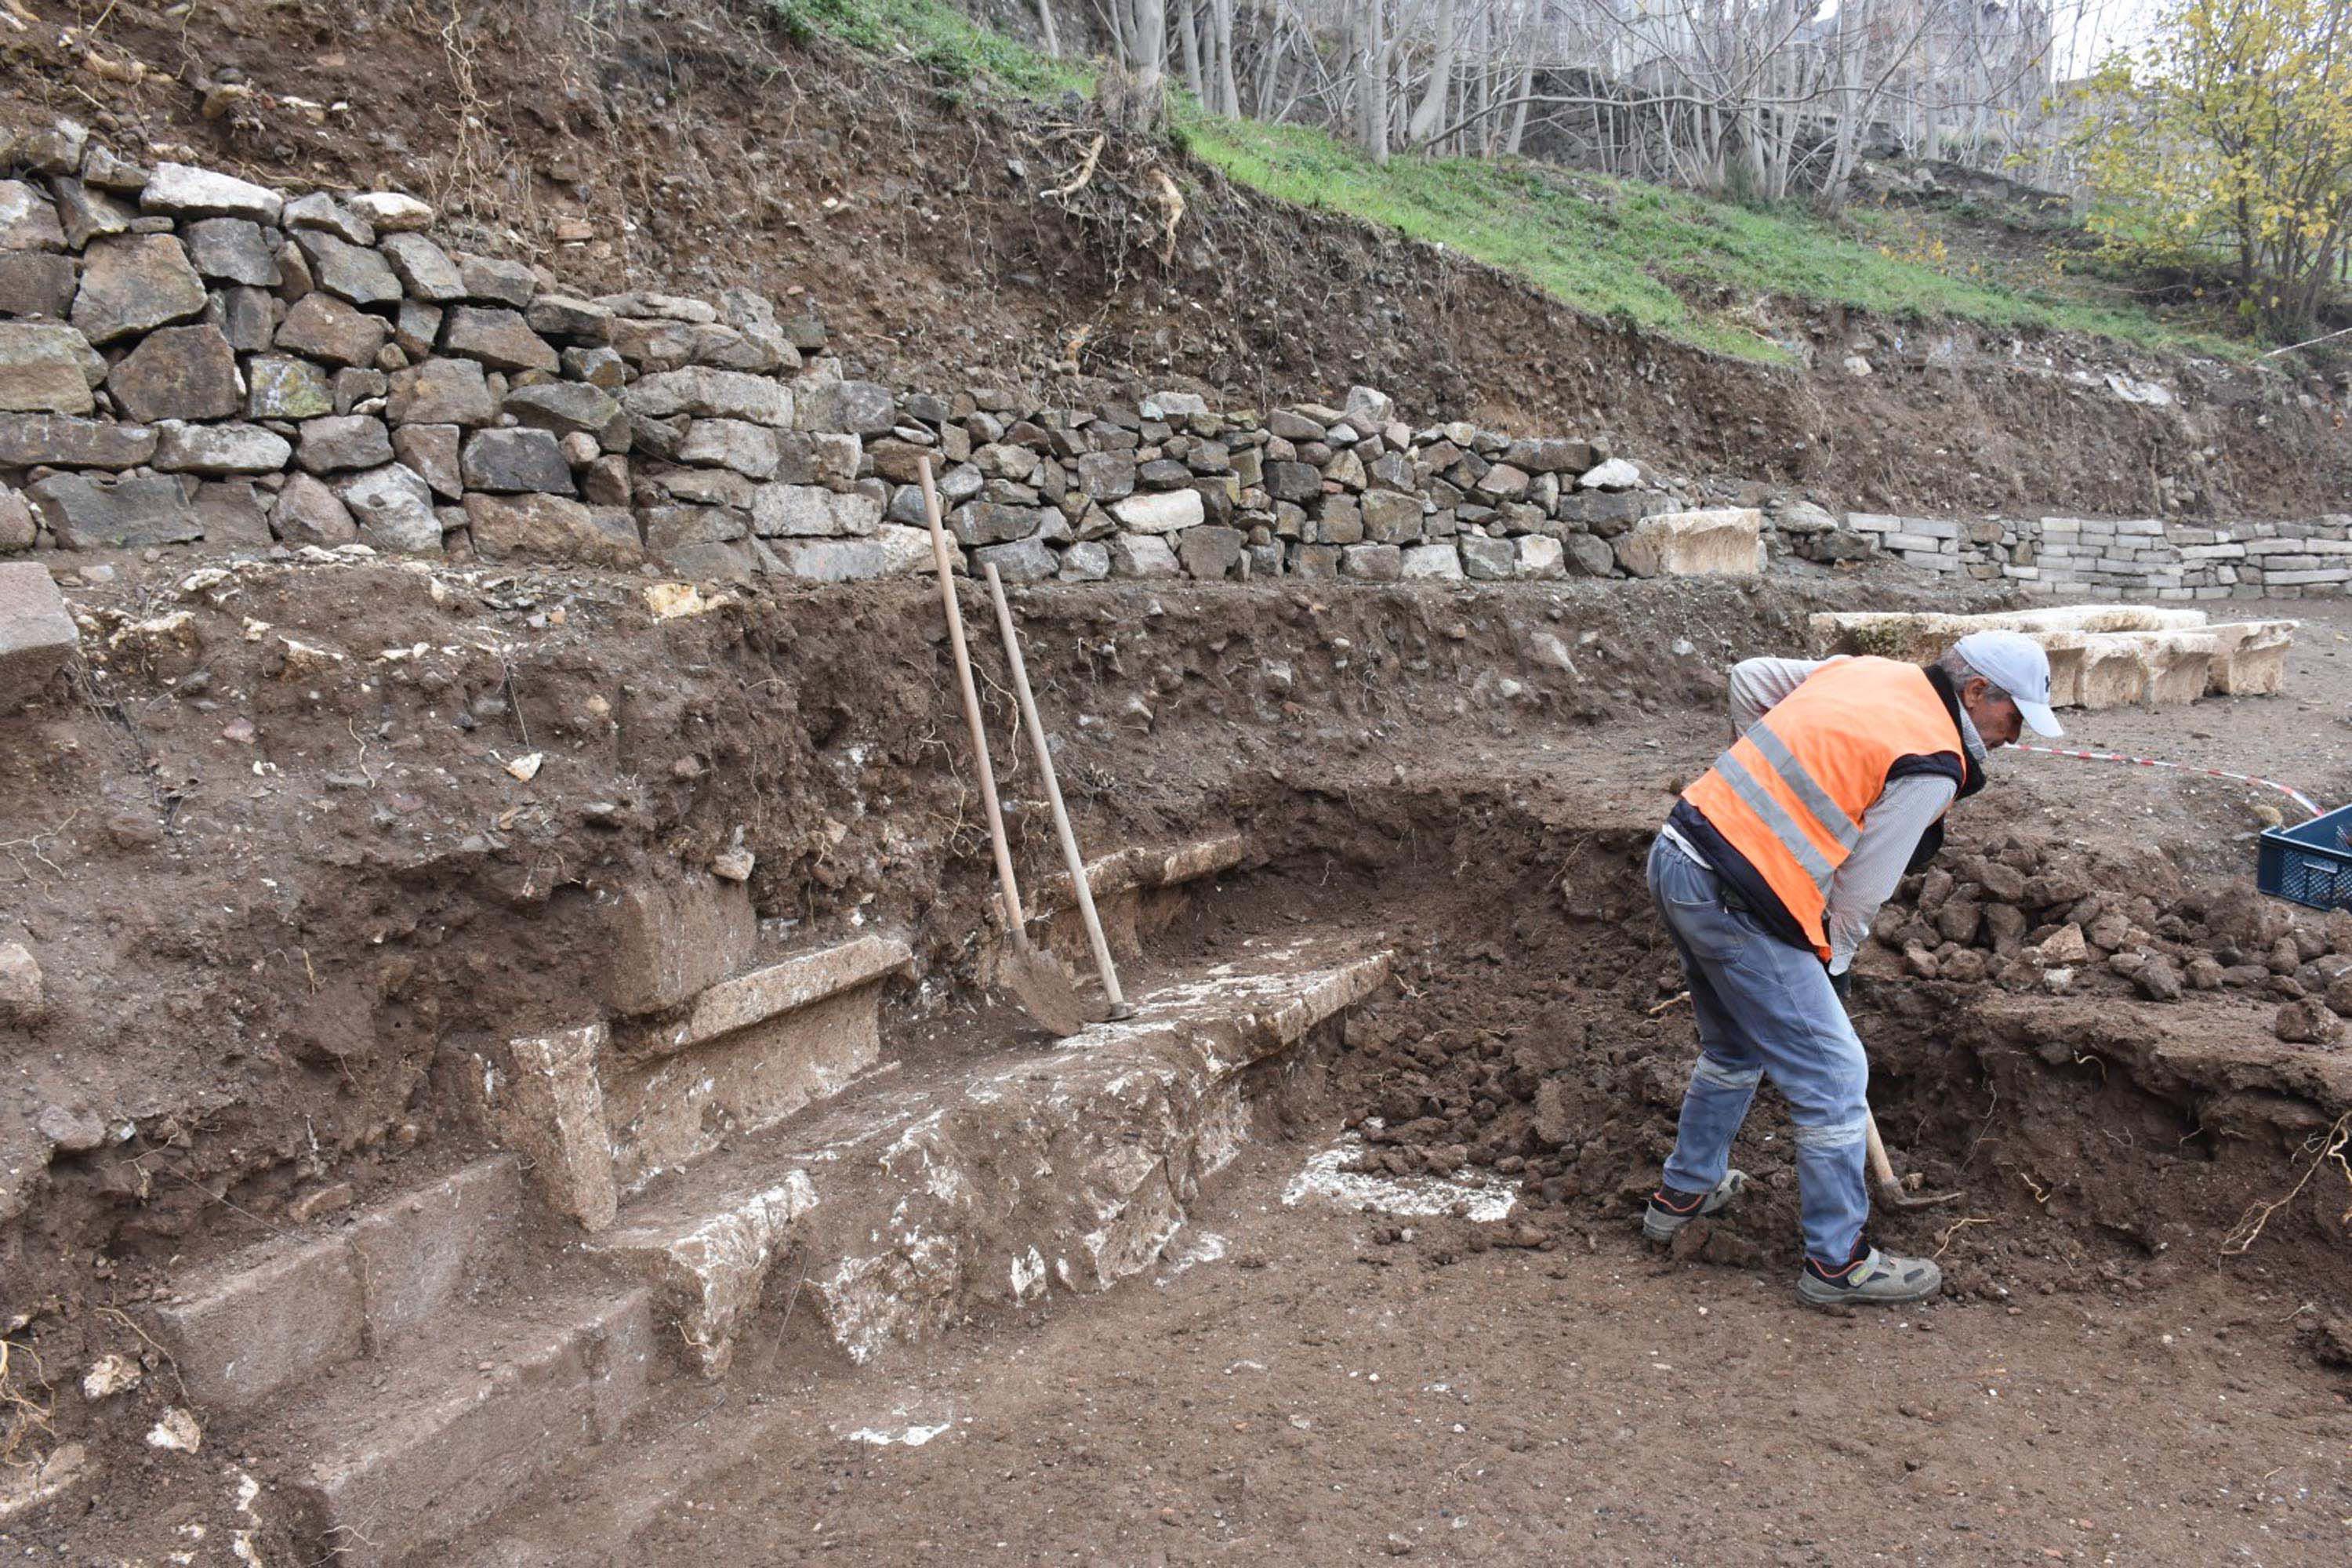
top-left (1094, 0), bottom-right (2102, 206)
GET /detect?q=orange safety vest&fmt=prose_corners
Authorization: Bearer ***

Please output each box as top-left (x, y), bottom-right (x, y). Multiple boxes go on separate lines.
top-left (1680, 658), bottom-right (1966, 960)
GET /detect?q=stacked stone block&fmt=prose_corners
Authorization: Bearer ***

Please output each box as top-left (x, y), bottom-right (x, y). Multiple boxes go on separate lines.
top-left (1846, 512), bottom-right (2352, 601)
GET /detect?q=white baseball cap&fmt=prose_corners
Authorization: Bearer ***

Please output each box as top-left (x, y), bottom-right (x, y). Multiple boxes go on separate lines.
top-left (1951, 630), bottom-right (2063, 737)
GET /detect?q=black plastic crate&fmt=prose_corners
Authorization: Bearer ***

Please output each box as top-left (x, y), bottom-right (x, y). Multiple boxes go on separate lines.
top-left (2258, 802), bottom-right (2352, 910)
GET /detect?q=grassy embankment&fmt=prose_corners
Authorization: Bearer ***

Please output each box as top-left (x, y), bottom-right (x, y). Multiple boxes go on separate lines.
top-left (768, 0), bottom-right (2241, 364)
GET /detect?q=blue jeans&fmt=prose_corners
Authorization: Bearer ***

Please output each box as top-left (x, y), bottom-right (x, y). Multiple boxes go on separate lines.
top-left (1648, 833), bottom-right (1871, 1265)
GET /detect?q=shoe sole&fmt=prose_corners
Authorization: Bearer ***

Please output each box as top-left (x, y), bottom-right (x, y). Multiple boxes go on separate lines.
top-left (1794, 1277), bottom-right (1939, 1308)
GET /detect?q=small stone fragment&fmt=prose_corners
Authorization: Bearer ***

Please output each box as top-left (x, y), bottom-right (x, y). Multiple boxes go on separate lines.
top-left (2275, 996), bottom-right (2340, 1045)
top-left (348, 191), bottom-right (435, 232)
top-left (82, 1354), bottom-right (142, 1401)
top-left (0, 940), bottom-right (45, 1015)
top-left (144, 1406), bottom-right (203, 1453)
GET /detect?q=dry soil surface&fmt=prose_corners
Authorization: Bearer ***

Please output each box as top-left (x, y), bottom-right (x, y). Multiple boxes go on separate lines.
top-left (633, 1138), bottom-right (2351, 1566)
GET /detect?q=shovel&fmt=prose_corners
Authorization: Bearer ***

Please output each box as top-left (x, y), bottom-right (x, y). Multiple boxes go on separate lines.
top-left (1865, 1107), bottom-right (1960, 1210)
top-left (983, 561), bottom-right (1134, 1022)
top-left (918, 457), bottom-right (1086, 1039)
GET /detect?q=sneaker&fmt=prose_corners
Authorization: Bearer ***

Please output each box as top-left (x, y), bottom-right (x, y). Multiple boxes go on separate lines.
top-left (1640, 1169), bottom-right (1748, 1243)
top-left (1796, 1244), bottom-right (1941, 1306)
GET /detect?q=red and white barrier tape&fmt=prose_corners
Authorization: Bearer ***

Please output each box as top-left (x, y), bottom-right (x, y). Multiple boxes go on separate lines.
top-left (2014, 743), bottom-right (2322, 818)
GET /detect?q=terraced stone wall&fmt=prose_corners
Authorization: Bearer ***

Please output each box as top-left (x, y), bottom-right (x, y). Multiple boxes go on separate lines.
top-left (2, 132), bottom-right (1748, 588)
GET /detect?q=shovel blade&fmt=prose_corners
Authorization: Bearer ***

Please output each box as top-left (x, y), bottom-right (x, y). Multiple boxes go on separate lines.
top-left (1000, 939), bottom-right (1087, 1038)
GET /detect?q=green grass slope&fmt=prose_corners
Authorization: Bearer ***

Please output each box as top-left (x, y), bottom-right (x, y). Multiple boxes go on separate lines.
top-left (768, 0), bottom-right (2241, 365)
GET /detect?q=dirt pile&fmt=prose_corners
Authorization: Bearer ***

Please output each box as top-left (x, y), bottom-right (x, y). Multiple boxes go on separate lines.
top-left (0, 0), bottom-right (2344, 521)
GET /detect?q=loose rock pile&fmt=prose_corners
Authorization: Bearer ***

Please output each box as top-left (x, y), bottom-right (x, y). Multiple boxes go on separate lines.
top-left (0, 131), bottom-right (1759, 586)
top-left (1864, 833), bottom-right (2352, 1044)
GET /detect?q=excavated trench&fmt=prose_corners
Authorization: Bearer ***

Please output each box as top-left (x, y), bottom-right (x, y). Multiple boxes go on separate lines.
top-left (23, 771), bottom-right (2352, 1565)
top-left (1202, 785), bottom-right (2352, 1352)
top-left (15, 562), bottom-right (2352, 1563)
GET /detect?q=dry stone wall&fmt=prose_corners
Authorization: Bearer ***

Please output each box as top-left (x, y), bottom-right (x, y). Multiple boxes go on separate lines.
top-left (0, 135), bottom-right (1747, 587)
top-left (1843, 511), bottom-right (2352, 601)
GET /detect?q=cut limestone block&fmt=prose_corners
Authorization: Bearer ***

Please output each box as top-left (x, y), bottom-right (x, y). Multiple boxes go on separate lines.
top-left (478, 1025), bottom-right (618, 1231)
top-left (590, 1171), bottom-right (817, 1377)
top-left (470, 934), bottom-right (909, 1229)
top-left (0, 561), bottom-right (78, 709)
top-left (640, 935), bottom-right (901, 1054)
top-left (597, 875), bottom-right (757, 1016)
top-left (2144, 631), bottom-right (2223, 707)
top-left (1613, 507), bottom-right (1761, 578)
top-left (148, 1231), bottom-right (365, 1409)
top-left (1999, 604), bottom-right (2209, 635)
top-left (1618, 505), bottom-right (1769, 580)
top-left (2073, 630), bottom-right (2223, 710)
top-left (2202, 621), bottom-right (2297, 696)
top-left (1805, 610), bottom-right (1977, 664)
top-left (601, 935), bottom-right (910, 1192)
top-left (1806, 606), bottom-right (2264, 710)
top-left (2034, 630), bottom-right (2090, 709)
top-left (1809, 605), bottom-right (2212, 666)
top-left (797, 938), bottom-right (1392, 1366)
top-left (148, 1156), bottom-right (521, 1408)
top-left (284, 1289), bottom-right (654, 1568)
top-left (2074, 634), bottom-right (2147, 710)
top-left (1032, 830), bottom-right (1250, 964)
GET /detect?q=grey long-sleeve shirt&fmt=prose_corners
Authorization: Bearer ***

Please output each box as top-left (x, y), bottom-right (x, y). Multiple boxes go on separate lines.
top-left (1669, 656), bottom-right (1987, 975)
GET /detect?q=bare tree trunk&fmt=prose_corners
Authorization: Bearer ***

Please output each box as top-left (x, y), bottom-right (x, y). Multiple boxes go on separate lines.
top-left (1406, 0), bottom-right (1457, 146)
top-left (1356, 0), bottom-right (1389, 165)
top-left (1132, 0), bottom-right (1167, 111)
top-left (1211, 0), bottom-right (1240, 118)
top-left (1178, 0), bottom-right (1205, 101)
top-left (1252, 0), bottom-right (1283, 120)
top-left (1504, 57), bottom-right (1534, 157)
top-left (1036, 0), bottom-right (1061, 59)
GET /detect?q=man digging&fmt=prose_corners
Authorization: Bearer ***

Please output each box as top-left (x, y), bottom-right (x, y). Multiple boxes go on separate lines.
top-left (1639, 633), bottom-right (2064, 1305)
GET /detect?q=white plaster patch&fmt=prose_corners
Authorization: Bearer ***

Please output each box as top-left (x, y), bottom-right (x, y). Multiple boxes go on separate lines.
top-left (845, 1422), bottom-right (953, 1447)
top-left (1283, 1134), bottom-right (1519, 1222)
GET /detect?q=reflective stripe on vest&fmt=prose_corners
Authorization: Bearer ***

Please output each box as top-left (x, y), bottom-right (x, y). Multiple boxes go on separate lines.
top-left (1681, 658), bottom-right (1965, 959)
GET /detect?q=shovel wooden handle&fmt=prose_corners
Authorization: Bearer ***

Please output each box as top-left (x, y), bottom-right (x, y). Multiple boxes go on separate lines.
top-left (983, 563), bottom-right (1129, 1015)
top-left (919, 457), bottom-right (1025, 935)
top-left (1864, 1108), bottom-right (1902, 1192)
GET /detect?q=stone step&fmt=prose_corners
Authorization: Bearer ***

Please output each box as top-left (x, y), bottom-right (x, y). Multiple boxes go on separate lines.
top-left (464, 931), bottom-right (912, 1229)
top-left (1031, 828), bottom-right (1250, 963)
top-left (147, 1154), bottom-right (521, 1410)
top-left (449, 1388), bottom-right (796, 1568)
top-left (583, 935), bottom-right (1392, 1375)
top-left (278, 1287), bottom-right (656, 1568)
top-left (451, 935), bottom-right (1394, 1567)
